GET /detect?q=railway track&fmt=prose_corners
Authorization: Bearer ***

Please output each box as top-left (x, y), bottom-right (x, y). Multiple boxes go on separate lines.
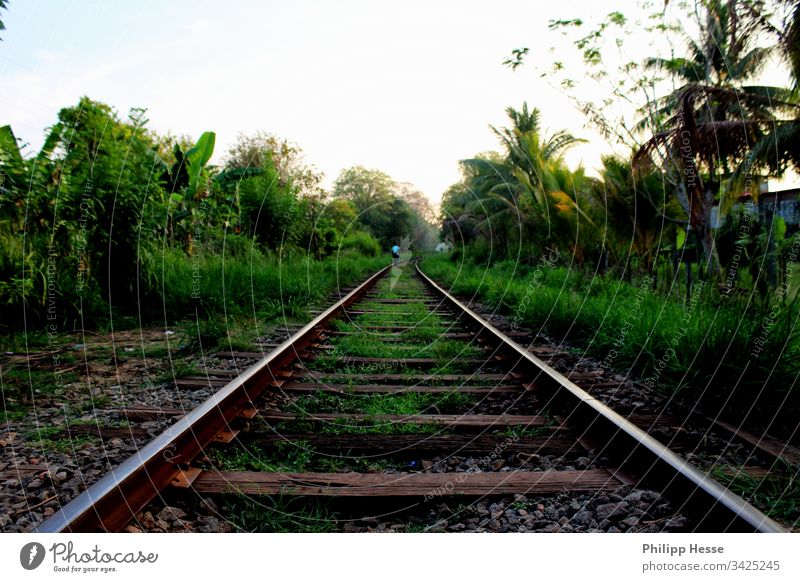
top-left (37, 260), bottom-right (784, 533)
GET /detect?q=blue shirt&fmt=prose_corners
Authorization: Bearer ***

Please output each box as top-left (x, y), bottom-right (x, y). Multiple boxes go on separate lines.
top-left (391, 245), bottom-right (400, 254)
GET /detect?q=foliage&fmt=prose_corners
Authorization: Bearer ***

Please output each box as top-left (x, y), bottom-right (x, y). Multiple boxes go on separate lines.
top-left (421, 254), bottom-right (800, 441)
top-left (0, 96), bottom-right (405, 332)
top-left (333, 165), bottom-right (434, 249)
top-left (0, 0), bottom-right (7, 40)
top-left (339, 231), bottom-right (381, 257)
top-left (500, 1), bottom-right (800, 286)
top-left (441, 103), bottom-right (595, 264)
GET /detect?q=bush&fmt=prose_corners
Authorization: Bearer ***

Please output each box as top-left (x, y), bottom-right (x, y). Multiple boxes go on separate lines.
top-left (339, 232), bottom-right (381, 257)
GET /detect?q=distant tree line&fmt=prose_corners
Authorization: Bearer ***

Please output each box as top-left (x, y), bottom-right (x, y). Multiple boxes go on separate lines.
top-left (0, 97), bottom-right (436, 329)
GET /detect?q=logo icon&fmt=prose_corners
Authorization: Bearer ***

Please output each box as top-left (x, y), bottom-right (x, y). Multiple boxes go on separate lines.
top-left (20, 542), bottom-right (46, 570)
top-left (390, 234), bottom-right (412, 291)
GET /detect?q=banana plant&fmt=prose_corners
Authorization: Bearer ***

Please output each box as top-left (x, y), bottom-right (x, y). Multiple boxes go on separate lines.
top-left (185, 131), bottom-right (215, 200)
top-left (147, 132), bottom-right (216, 249)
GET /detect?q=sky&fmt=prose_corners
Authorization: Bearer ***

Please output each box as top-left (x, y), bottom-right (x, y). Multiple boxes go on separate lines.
top-left (1, 0), bottom-right (797, 204)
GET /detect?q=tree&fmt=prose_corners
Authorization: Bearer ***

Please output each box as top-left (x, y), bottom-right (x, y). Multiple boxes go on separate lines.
top-left (590, 156), bottom-right (674, 275)
top-left (0, 0), bottom-right (8, 41)
top-left (394, 182), bottom-right (438, 250)
top-left (453, 103), bottom-right (589, 262)
top-left (235, 151), bottom-right (301, 248)
top-left (0, 97), bottom-right (168, 322)
top-left (333, 166), bottom-right (395, 214)
top-left (742, 1), bottom-right (800, 175)
top-left (44, 98), bottom-right (166, 304)
top-left (746, 0), bottom-right (800, 87)
top-left (332, 166), bottom-right (417, 247)
top-left (225, 131), bottom-right (321, 196)
top-left (323, 198), bottom-right (358, 234)
top-left (394, 182), bottom-right (435, 222)
top-left (636, 1), bottom-right (797, 276)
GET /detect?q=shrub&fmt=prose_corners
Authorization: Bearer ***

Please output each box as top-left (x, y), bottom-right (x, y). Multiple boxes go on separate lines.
top-left (339, 232), bottom-right (381, 257)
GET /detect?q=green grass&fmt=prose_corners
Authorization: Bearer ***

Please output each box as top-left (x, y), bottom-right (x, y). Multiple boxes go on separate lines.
top-left (0, 368), bottom-right (79, 410)
top-left (207, 440), bottom-right (314, 473)
top-left (317, 418), bottom-right (444, 435)
top-left (331, 336), bottom-right (481, 360)
top-left (207, 437), bottom-right (408, 473)
top-left (154, 362), bottom-right (203, 384)
top-left (32, 434), bottom-right (100, 453)
top-left (500, 423), bottom-right (554, 438)
top-left (139, 346), bottom-right (171, 358)
top-left (291, 390), bottom-right (475, 416)
top-left (421, 254), bottom-right (800, 441)
top-left (711, 462), bottom-right (800, 526)
top-left (148, 248), bottom-right (386, 320)
top-left (221, 494), bottom-right (338, 533)
top-left (0, 331), bottom-right (52, 351)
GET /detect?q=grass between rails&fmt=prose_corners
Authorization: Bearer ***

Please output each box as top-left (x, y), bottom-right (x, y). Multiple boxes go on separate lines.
top-left (206, 438), bottom-right (408, 474)
top-left (330, 335), bottom-right (482, 360)
top-left (274, 268), bottom-right (487, 434)
top-left (290, 390), bottom-right (476, 416)
top-left (221, 494), bottom-right (339, 533)
top-left (420, 254), bottom-right (800, 443)
top-left (318, 270), bottom-right (482, 372)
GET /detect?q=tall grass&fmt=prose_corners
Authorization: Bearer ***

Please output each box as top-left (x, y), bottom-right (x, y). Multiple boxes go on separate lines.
top-left (421, 254), bottom-right (800, 441)
top-left (143, 247), bottom-right (386, 321)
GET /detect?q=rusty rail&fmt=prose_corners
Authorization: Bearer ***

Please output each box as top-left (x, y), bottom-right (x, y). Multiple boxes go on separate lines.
top-left (414, 263), bottom-right (783, 533)
top-left (37, 265), bottom-right (390, 532)
top-left (37, 259), bottom-right (784, 533)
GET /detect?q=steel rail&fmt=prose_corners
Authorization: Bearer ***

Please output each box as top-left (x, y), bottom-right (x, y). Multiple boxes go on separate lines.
top-left (415, 263), bottom-right (784, 533)
top-left (37, 265), bottom-right (390, 533)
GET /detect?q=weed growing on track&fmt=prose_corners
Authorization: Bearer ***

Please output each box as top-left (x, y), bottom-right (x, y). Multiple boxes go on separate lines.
top-left (330, 336), bottom-right (480, 359)
top-left (291, 390), bottom-right (475, 416)
top-left (207, 440), bottom-right (314, 472)
top-left (222, 494), bottom-right (338, 533)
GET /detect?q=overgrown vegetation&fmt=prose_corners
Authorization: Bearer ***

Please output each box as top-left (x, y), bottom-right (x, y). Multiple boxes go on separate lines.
top-left (435, 1), bottom-right (800, 442)
top-left (421, 254), bottom-right (800, 441)
top-left (712, 462), bottom-right (800, 527)
top-left (221, 494), bottom-right (338, 533)
top-left (0, 99), bottom-right (436, 333)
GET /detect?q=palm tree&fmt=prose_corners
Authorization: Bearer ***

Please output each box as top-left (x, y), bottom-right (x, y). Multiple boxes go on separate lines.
top-left (591, 156), bottom-right (675, 276)
top-left (636, 0), bottom-right (792, 277)
top-left (745, 0), bottom-right (800, 87)
top-left (741, 1), bottom-right (800, 175)
top-left (458, 103), bottom-right (588, 260)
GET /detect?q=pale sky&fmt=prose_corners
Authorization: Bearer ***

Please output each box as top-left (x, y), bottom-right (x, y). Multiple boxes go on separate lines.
top-left (1, 0), bottom-right (796, 203)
